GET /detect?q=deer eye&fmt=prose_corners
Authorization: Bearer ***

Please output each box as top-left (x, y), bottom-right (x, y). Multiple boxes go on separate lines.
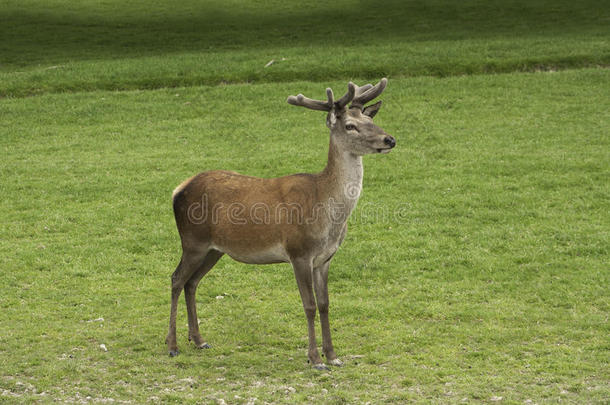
top-left (345, 124), bottom-right (357, 131)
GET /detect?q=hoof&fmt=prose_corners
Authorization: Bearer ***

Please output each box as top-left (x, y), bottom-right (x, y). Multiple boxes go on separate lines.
top-left (313, 363), bottom-right (330, 371)
top-left (328, 358), bottom-right (343, 367)
top-left (197, 342), bottom-right (211, 349)
top-left (168, 350), bottom-right (179, 357)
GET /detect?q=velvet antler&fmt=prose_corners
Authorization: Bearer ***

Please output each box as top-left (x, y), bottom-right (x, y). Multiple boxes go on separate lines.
top-left (287, 88), bottom-right (335, 111)
top-left (287, 78), bottom-right (387, 112)
top-left (350, 78), bottom-right (387, 110)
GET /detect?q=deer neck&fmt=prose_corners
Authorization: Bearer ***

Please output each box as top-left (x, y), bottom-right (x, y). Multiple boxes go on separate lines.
top-left (319, 137), bottom-right (363, 217)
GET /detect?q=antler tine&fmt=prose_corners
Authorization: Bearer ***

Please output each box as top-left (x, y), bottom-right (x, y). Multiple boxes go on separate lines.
top-left (287, 87), bottom-right (334, 111)
top-left (326, 88), bottom-right (334, 106)
top-left (335, 82), bottom-right (356, 109)
top-left (354, 83), bottom-right (373, 97)
top-left (351, 78), bottom-right (388, 109)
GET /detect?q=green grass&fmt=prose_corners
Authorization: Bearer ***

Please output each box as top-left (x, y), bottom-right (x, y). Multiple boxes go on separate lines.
top-left (1, 0), bottom-right (609, 403)
top-left (1, 0), bottom-right (609, 97)
top-left (2, 70), bottom-right (608, 403)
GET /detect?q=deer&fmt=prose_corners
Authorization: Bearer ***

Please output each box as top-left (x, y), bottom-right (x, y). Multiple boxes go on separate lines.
top-left (166, 78), bottom-right (396, 370)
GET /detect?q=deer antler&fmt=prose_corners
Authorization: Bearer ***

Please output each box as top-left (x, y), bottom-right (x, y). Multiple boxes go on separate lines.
top-left (287, 88), bottom-right (335, 111)
top-left (334, 82), bottom-right (356, 109)
top-left (287, 78), bottom-right (387, 112)
top-left (350, 78), bottom-right (387, 110)
top-left (287, 82), bottom-right (357, 112)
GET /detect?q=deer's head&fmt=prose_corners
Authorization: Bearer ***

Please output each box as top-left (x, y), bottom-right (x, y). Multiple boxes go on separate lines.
top-left (287, 78), bottom-right (396, 156)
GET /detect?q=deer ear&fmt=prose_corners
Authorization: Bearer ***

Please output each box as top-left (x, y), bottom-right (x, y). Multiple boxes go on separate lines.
top-left (326, 109), bottom-right (339, 129)
top-left (363, 101), bottom-right (382, 118)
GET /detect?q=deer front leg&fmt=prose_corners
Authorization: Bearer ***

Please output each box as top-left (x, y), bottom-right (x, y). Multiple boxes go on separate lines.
top-left (313, 261), bottom-right (342, 367)
top-left (291, 258), bottom-right (327, 370)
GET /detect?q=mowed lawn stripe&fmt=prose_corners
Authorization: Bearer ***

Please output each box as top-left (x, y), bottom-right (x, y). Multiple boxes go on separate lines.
top-left (1, 0), bottom-right (608, 97)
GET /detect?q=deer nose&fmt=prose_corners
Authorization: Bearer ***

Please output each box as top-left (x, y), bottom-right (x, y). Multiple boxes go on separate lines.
top-left (384, 136), bottom-right (396, 148)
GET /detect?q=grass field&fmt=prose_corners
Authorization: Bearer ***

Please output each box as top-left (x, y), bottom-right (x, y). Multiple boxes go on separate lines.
top-left (1, 0), bottom-right (609, 403)
top-left (1, 0), bottom-right (609, 97)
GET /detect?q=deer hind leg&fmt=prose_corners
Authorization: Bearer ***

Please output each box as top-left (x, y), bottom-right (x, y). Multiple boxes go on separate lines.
top-left (292, 258), bottom-right (327, 370)
top-left (184, 249), bottom-right (224, 349)
top-left (166, 247), bottom-right (209, 357)
top-left (313, 261), bottom-right (342, 367)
